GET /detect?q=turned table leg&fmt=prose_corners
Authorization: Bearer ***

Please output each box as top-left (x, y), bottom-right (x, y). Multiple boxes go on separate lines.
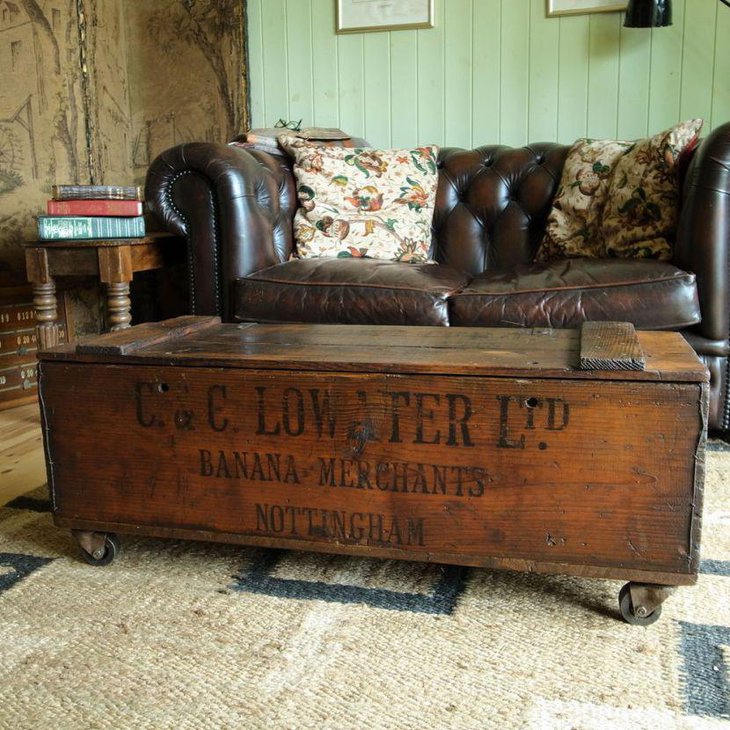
top-left (98, 245), bottom-right (133, 331)
top-left (25, 247), bottom-right (60, 350)
top-left (32, 280), bottom-right (60, 349)
top-left (105, 282), bottom-right (132, 330)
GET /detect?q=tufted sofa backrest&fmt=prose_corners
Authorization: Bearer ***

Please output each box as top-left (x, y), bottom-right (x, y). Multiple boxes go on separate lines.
top-left (432, 143), bottom-right (570, 275)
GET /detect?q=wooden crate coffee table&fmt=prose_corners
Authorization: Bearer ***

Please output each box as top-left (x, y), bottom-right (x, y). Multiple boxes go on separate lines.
top-left (37, 317), bottom-right (708, 624)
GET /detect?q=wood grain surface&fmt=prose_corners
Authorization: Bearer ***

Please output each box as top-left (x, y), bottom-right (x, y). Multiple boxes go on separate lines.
top-left (0, 403), bottom-right (45, 505)
top-left (579, 321), bottom-right (645, 371)
top-left (42, 320), bottom-right (708, 383)
top-left (41, 354), bottom-right (706, 582)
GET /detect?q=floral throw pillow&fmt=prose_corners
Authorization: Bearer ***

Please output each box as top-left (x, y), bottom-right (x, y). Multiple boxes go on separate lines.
top-left (536, 119), bottom-right (703, 263)
top-left (278, 136), bottom-right (439, 262)
top-left (601, 118), bottom-right (703, 260)
top-left (535, 137), bottom-right (633, 262)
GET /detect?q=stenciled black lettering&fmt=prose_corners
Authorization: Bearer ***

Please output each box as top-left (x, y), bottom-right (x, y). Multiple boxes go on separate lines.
top-left (207, 384), bottom-right (228, 432)
top-left (388, 392), bottom-right (411, 443)
top-left (349, 512), bottom-right (365, 540)
top-left (331, 510), bottom-right (347, 540)
top-left (412, 463), bottom-right (429, 493)
top-left (375, 462), bottom-right (391, 491)
top-left (256, 386), bottom-right (280, 436)
top-left (338, 458), bottom-right (355, 488)
top-left (318, 457), bottom-right (336, 486)
top-left (199, 450), bottom-right (299, 484)
top-left (302, 507), bottom-right (317, 534)
top-left (391, 461), bottom-right (409, 492)
top-left (283, 455), bottom-right (300, 484)
top-left (265, 453), bottom-right (281, 482)
top-left (356, 459), bottom-right (372, 489)
top-left (546, 398), bottom-right (570, 431)
top-left (452, 465), bottom-right (466, 497)
top-left (309, 389), bottom-right (337, 438)
top-left (369, 513), bottom-right (385, 543)
top-left (384, 516), bottom-right (402, 545)
top-left (253, 503), bottom-right (427, 548)
top-left (522, 397), bottom-right (543, 430)
top-left (282, 388), bottom-right (305, 436)
top-left (431, 464), bottom-right (447, 495)
top-left (269, 505), bottom-right (285, 533)
top-left (469, 466), bottom-right (487, 497)
top-left (284, 506), bottom-right (299, 535)
top-left (497, 395), bottom-right (525, 449)
top-left (415, 393), bottom-right (441, 444)
top-left (199, 448), bottom-right (213, 477)
top-left (407, 518), bottom-right (425, 546)
top-left (255, 503), bottom-right (269, 531)
top-left (250, 452), bottom-right (266, 481)
top-left (447, 394), bottom-right (475, 447)
top-left (215, 451), bottom-right (231, 478)
top-left (233, 452), bottom-right (249, 479)
top-left (311, 456), bottom-right (492, 498)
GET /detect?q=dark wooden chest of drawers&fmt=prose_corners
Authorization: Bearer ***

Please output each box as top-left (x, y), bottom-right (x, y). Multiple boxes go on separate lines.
top-left (0, 286), bottom-right (67, 409)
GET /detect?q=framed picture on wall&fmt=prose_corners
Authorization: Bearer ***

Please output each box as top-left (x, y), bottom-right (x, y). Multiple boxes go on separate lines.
top-left (546, 0), bottom-right (627, 16)
top-left (336, 0), bottom-right (434, 33)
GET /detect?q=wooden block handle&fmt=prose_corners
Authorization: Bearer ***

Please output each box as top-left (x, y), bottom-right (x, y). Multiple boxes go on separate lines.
top-left (76, 316), bottom-right (221, 356)
top-left (579, 321), bottom-right (645, 371)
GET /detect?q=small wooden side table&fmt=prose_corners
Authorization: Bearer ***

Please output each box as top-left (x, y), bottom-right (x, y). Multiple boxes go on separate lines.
top-left (25, 233), bottom-right (180, 349)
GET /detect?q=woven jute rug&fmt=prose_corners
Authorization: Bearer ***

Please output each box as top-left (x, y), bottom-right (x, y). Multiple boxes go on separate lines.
top-left (1, 450), bottom-right (728, 729)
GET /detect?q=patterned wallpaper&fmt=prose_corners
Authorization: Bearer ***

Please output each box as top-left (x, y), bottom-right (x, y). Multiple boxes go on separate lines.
top-left (0, 0), bottom-right (248, 315)
top-left (0, 0), bottom-right (88, 287)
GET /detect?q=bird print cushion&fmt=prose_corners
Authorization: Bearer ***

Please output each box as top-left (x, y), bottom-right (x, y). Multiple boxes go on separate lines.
top-left (279, 136), bottom-right (439, 262)
top-left (601, 118), bottom-right (702, 260)
top-left (535, 137), bottom-right (634, 262)
top-left (536, 119), bottom-right (703, 262)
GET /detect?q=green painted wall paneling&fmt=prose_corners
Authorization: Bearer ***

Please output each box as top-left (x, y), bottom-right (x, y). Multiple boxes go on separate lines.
top-left (248, 0), bottom-right (730, 148)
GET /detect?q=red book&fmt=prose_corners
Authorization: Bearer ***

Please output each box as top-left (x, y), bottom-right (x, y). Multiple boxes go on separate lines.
top-left (46, 199), bottom-right (144, 217)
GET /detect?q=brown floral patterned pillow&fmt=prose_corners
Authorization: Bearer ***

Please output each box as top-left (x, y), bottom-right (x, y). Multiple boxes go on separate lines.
top-left (601, 118), bottom-right (702, 260)
top-left (279, 136), bottom-right (439, 262)
top-left (536, 119), bottom-right (703, 263)
top-left (536, 137), bottom-right (633, 262)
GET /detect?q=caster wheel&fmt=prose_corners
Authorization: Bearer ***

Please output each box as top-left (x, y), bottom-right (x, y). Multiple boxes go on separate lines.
top-left (619, 582), bottom-right (661, 626)
top-left (80, 533), bottom-right (121, 567)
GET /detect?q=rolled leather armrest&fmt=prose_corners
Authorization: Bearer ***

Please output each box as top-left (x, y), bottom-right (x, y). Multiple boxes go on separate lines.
top-left (674, 122), bottom-right (730, 343)
top-left (145, 143), bottom-right (297, 319)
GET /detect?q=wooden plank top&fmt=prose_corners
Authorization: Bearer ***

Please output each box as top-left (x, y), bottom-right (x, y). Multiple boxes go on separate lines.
top-left (38, 317), bottom-right (708, 382)
top-left (75, 316), bottom-right (220, 356)
top-left (579, 322), bottom-right (645, 371)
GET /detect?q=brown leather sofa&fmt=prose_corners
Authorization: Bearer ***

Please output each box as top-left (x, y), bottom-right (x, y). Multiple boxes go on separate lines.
top-left (145, 123), bottom-right (730, 432)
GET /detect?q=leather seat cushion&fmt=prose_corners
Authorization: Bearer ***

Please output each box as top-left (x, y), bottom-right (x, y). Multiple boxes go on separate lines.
top-left (234, 258), bottom-right (470, 326)
top-left (448, 258), bottom-right (701, 330)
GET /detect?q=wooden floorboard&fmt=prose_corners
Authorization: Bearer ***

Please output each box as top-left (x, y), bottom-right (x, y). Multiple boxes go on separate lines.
top-left (0, 402), bottom-right (46, 506)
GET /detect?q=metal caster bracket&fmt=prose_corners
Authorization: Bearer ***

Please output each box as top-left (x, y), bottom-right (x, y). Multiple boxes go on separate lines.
top-left (619, 582), bottom-right (677, 625)
top-left (72, 530), bottom-right (121, 566)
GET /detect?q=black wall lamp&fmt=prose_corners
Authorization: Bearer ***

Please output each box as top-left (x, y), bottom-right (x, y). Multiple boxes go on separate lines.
top-left (624, 0), bottom-right (730, 27)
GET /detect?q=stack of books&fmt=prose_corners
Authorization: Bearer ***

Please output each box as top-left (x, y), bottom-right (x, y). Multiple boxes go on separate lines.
top-left (242, 128), bottom-right (286, 155)
top-left (229, 127), bottom-right (354, 157)
top-left (37, 184), bottom-right (146, 241)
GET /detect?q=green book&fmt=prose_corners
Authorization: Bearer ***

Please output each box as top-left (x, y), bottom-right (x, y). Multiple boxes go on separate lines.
top-left (37, 216), bottom-right (146, 240)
